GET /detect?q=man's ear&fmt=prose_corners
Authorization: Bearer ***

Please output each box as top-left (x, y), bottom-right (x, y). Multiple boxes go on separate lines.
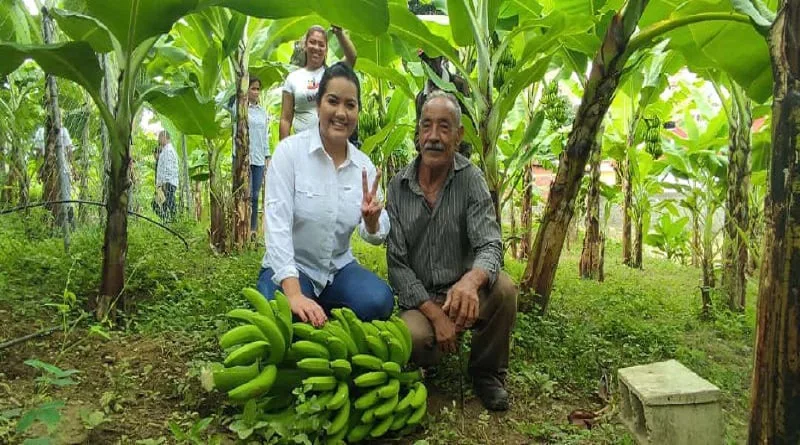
top-left (456, 125), bottom-right (465, 145)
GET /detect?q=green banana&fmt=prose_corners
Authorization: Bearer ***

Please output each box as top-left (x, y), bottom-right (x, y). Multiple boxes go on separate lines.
top-left (377, 378), bottom-right (400, 399)
top-left (270, 368), bottom-right (307, 393)
top-left (326, 381), bottom-right (349, 411)
top-left (352, 354), bottom-right (383, 371)
top-left (373, 393), bottom-right (399, 418)
top-left (342, 308), bottom-right (368, 354)
top-left (228, 364), bottom-right (277, 401)
top-left (291, 340), bottom-right (330, 360)
top-left (296, 391), bottom-right (334, 413)
top-left (398, 369), bottom-right (423, 384)
top-left (219, 324), bottom-right (267, 349)
top-left (296, 357), bottom-right (332, 375)
top-left (327, 398), bottom-right (350, 435)
top-left (292, 322), bottom-right (316, 340)
top-left (303, 375), bottom-right (338, 392)
top-left (381, 361), bottom-right (401, 377)
top-left (381, 331), bottom-right (405, 365)
top-left (389, 315), bottom-right (413, 362)
top-left (310, 329), bottom-right (332, 346)
top-left (211, 362), bottom-right (259, 392)
top-left (410, 382), bottom-right (427, 408)
top-left (248, 313), bottom-right (286, 364)
top-left (369, 413), bottom-right (394, 437)
top-left (390, 409), bottom-right (412, 431)
top-left (361, 406), bottom-right (377, 423)
top-left (330, 308), bottom-right (351, 335)
top-left (354, 386), bottom-right (381, 410)
top-left (325, 336), bottom-right (348, 360)
top-left (365, 335), bottom-right (389, 361)
top-left (273, 290), bottom-right (293, 326)
top-left (241, 287), bottom-right (275, 320)
top-left (354, 371), bottom-right (388, 388)
top-left (223, 340), bottom-right (270, 367)
top-left (406, 400), bottom-right (427, 425)
top-left (330, 359), bottom-right (352, 380)
top-left (346, 422), bottom-right (373, 443)
top-left (395, 387), bottom-right (416, 412)
top-left (323, 321), bottom-right (358, 356)
top-left (362, 321), bottom-right (380, 338)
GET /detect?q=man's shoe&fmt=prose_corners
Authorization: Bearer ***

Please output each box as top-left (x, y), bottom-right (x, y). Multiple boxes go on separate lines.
top-left (472, 374), bottom-right (509, 411)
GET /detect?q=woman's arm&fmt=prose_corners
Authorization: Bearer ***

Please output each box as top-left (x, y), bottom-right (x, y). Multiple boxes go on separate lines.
top-left (333, 26), bottom-right (357, 67)
top-left (279, 91), bottom-right (294, 140)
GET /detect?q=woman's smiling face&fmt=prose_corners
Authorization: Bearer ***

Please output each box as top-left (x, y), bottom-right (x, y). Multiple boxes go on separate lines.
top-left (317, 76), bottom-right (359, 145)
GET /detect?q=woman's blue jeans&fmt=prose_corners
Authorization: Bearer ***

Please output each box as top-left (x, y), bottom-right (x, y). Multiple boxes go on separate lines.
top-left (257, 261), bottom-right (394, 321)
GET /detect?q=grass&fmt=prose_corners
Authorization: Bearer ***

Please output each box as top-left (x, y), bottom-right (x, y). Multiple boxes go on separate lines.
top-left (0, 213), bottom-right (756, 444)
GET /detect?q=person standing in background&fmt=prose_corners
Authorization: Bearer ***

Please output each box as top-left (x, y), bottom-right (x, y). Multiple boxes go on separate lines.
top-left (155, 130), bottom-right (179, 221)
top-left (279, 25), bottom-right (357, 140)
top-left (247, 76), bottom-right (271, 237)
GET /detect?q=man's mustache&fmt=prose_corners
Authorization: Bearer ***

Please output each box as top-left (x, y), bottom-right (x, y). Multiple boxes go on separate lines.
top-left (424, 142), bottom-right (445, 152)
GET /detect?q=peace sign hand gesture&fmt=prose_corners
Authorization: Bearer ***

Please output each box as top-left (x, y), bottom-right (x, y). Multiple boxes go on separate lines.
top-left (361, 168), bottom-right (383, 234)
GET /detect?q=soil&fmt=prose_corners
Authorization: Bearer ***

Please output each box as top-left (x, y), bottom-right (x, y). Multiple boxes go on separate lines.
top-left (0, 309), bottom-right (607, 445)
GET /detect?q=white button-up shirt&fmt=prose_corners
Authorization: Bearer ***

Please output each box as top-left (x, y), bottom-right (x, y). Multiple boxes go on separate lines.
top-left (262, 126), bottom-right (390, 295)
top-left (248, 103), bottom-right (270, 166)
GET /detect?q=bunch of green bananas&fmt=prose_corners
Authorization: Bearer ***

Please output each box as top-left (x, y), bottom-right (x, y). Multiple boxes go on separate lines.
top-left (493, 46), bottom-right (516, 90)
top-left (644, 115), bottom-right (663, 158)
top-left (358, 111), bottom-right (381, 141)
top-left (540, 82), bottom-right (571, 129)
top-left (202, 288), bottom-right (427, 443)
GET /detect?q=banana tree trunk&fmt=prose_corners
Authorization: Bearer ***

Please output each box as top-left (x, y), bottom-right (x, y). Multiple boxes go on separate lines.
top-left (521, 0), bottom-right (649, 314)
top-left (209, 141), bottom-right (227, 253)
top-left (78, 94), bottom-right (92, 222)
top-left (519, 164), bottom-right (533, 260)
top-left (691, 208), bottom-right (701, 267)
top-left (0, 146), bottom-right (8, 204)
top-left (179, 134), bottom-right (192, 215)
top-left (509, 194), bottom-right (518, 259)
top-left (722, 82), bottom-right (751, 312)
top-left (617, 157), bottom-right (633, 265)
top-left (97, 121), bottom-right (131, 320)
top-left (231, 45), bottom-right (251, 251)
top-left (99, 53), bottom-right (116, 220)
top-left (632, 215), bottom-right (643, 269)
top-left (748, 2), bottom-right (800, 442)
top-left (42, 7), bottom-right (72, 251)
top-left (580, 133), bottom-right (603, 279)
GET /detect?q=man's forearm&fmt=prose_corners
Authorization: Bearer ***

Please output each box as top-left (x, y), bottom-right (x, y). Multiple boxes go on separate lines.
top-left (460, 267), bottom-right (489, 291)
top-left (418, 299), bottom-right (447, 323)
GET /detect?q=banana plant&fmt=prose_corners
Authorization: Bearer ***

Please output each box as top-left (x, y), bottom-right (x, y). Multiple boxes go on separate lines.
top-left (661, 106), bottom-right (729, 317)
top-left (646, 211), bottom-right (691, 263)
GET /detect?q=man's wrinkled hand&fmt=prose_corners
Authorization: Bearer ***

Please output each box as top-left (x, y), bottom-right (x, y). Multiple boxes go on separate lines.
top-left (442, 278), bottom-right (480, 331)
top-left (432, 315), bottom-right (458, 354)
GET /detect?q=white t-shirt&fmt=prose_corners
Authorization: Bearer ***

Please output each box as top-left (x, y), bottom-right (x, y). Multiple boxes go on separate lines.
top-left (282, 66), bottom-right (325, 133)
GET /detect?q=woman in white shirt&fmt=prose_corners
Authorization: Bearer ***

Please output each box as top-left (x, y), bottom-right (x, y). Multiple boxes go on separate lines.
top-left (259, 62), bottom-right (393, 326)
top-left (279, 25), bottom-right (357, 140)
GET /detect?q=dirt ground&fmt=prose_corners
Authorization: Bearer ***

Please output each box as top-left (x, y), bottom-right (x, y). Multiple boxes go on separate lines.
top-left (0, 303), bottom-right (612, 445)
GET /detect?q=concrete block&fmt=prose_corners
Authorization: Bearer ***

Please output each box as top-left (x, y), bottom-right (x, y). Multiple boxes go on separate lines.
top-left (617, 359), bottom-right (724, 445)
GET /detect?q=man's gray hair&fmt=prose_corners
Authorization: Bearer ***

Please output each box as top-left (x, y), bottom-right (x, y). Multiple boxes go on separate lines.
top-left (421, 90), bottom-right (462, 128)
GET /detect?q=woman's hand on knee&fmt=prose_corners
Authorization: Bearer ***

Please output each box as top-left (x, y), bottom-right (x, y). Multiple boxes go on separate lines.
top-left (288, 292), bottom-right (327, 327)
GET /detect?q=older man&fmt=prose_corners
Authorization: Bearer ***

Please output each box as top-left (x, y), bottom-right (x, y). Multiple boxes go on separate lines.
top-left (386, 91), bottom-right (517, 411)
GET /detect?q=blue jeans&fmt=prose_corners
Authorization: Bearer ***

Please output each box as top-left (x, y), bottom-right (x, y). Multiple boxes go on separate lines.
top-left (257, 261), bottom-right (394, 321)
top-left (250, 164), bottom-right (265, 231)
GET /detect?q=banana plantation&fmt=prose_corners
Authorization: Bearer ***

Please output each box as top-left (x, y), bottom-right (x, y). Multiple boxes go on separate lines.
top-left (0, 0), bottom-right (798, 444)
